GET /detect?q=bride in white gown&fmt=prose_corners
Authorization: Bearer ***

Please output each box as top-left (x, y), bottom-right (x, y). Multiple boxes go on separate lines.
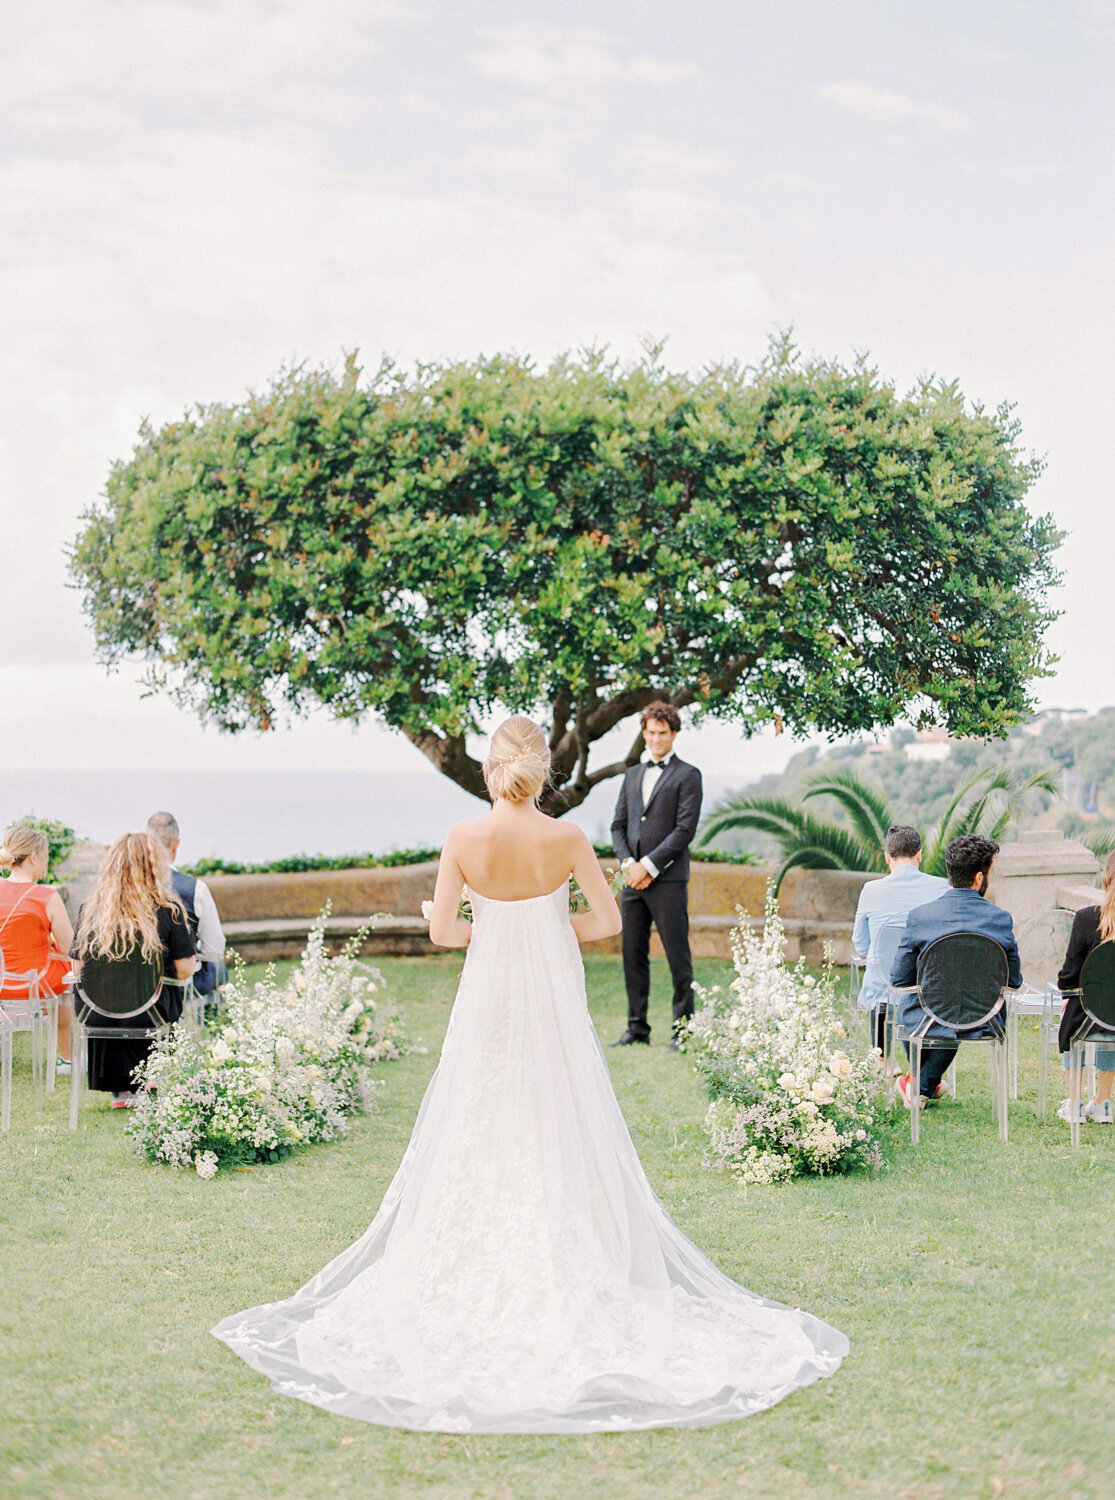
top-left (213, 717), bottom-right (848, 1432)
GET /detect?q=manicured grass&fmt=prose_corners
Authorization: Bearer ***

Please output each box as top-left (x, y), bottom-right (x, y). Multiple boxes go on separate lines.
top-left (2, 956), bottom-right (1113, 1500)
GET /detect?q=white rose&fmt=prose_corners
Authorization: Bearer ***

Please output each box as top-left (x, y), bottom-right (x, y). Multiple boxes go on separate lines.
top-left (209, 1038), bottom-right (233, 1065)
top-left (421, 900), bottom-right (435, 922)
top-left (777, 1072), bottom-right (796, 1091)
top-left (809, 1077), bottom-right (835, 1105)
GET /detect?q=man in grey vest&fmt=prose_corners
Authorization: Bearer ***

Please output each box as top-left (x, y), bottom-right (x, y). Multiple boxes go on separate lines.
top-left (610, 702), bottom-right (703, 1050)
top-left (146, 812), bottom-right (227, 999)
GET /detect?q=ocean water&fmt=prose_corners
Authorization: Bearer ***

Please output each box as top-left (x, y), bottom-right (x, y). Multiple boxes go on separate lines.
top-left (0, 770), bottom-right (748, 865)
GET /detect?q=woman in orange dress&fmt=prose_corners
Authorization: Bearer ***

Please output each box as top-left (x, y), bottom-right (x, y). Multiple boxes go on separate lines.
top-left (0, 825), bottom-right (75, 1070)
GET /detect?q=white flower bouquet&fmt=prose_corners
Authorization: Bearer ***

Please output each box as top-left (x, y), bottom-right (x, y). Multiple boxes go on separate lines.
top-left (128, 912), bottom-right (414, 1177)
top-left (684, 888), bottom-right (883, 1184)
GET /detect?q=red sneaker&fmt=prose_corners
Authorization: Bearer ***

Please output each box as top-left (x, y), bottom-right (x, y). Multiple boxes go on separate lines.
top-left (896, 1073), bottom-right (925, 1110)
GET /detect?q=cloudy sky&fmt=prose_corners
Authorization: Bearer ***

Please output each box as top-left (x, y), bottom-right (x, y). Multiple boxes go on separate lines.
top-left (2, 0), bottom-right (1112, 781)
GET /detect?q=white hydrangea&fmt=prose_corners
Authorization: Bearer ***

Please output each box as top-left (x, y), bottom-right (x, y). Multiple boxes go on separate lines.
top-left (684, 885), bottom-right (884, 1183)
top-left (128, 909), bottom-right (410, 1177)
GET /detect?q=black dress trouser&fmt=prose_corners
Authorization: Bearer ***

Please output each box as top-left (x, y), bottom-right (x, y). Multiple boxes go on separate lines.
top-left (621, 881), bottom-right (694, 1039)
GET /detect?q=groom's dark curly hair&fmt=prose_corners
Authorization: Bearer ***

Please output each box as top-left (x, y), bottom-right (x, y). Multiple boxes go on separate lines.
top-left (640, 701), bottom-right (682, 733)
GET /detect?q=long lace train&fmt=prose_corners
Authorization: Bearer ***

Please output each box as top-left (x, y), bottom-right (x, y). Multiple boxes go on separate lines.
top-left (212, 883), bottom-right (848, 1432)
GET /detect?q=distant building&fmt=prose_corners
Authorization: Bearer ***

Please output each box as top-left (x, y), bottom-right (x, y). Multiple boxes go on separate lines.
top-left (903, 730), bottom-right (953, 763)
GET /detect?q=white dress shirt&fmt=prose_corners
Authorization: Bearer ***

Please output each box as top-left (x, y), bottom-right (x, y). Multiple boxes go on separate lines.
top-left (174, 867), bottom-right (227, 962)
top-left (634, 753), bottom-right (674, 879)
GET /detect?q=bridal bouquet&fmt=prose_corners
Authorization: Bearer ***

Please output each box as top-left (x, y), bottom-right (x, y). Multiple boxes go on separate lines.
top-left (128, 912), bottom-right (413, 1177)
top-left (684, 888), bottom-right (883, 1184)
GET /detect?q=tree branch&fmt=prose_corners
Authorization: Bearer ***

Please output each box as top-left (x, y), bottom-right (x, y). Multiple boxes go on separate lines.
top-left (402, 726), bottom-right (489, 801)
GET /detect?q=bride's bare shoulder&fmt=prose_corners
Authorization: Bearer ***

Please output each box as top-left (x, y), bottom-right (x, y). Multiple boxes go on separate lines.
top-left (443, 818), bottom-right (490, 848)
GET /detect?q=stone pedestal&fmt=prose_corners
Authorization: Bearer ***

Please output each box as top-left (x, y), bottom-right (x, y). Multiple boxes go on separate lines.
top-left (53, 839), bottom-right (108, 924)
top-left (990, 830), bottom-right (1100, 990)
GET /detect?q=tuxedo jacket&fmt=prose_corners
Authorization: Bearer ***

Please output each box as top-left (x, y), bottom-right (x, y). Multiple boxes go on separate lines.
top-left (610, 757), bottom-right (703, 884)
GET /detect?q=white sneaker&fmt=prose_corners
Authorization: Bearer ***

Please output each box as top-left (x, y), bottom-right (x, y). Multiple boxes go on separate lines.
top-left (1085, 1099), bottom-right (1114, 1124)
top-left (1057, 1098), bottom-right (1086, 1123)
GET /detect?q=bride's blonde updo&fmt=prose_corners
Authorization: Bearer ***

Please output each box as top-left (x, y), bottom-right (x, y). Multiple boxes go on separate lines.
top-left (483, 716), bottom-right (550, 804)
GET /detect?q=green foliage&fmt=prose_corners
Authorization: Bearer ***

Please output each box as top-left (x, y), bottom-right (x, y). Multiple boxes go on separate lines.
top-left (71, 338), bottom-right (1061, 813)
top-left (1080, 828), bottom-right (1115, 861)
top-left (181, 846), bottom-right (441, 876)
top-left (699, 764), bottom-right (1058, 887)
top-left (186, 844), bottom-right (756, 876)
top-left (919, 765), bottom-right (1060, 875)
top-left (0, 815), bottom-right (79, 882)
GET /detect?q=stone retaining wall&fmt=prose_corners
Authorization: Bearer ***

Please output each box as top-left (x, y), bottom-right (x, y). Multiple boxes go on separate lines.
top-left (194, 860), bottom-right (879, 964)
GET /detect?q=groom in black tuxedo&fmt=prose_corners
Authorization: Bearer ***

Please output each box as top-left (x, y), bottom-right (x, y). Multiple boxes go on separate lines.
top-left (610, 702), bottom-right (703, 1050)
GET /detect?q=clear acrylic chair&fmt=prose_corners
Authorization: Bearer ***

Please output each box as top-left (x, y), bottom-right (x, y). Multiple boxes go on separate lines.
top-left (866, 920), bottom-right (908, 1105)
top-left (70, 950), bottom-right (179, 1128)
top-left (892, 932), bottom-right (1011, 1146)
top-left (0, 1008), bottom-right (13, 1131)
top-left (1059, 940), bottom-right (1115, 1149)
top-left (0, 953), bottom-right (49, 1112)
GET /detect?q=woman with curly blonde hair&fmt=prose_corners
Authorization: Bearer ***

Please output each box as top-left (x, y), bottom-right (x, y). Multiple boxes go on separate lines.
top-left (72, 832), bottom-right (196, 1107)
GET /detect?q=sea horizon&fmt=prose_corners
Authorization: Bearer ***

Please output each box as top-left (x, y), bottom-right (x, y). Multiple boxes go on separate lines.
top-left (0, 768), bottom-right (753, 865)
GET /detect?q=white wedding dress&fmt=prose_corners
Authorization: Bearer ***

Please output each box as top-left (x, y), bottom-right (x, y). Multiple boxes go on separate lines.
top-left (212, 882), bottom-right (848, 1432)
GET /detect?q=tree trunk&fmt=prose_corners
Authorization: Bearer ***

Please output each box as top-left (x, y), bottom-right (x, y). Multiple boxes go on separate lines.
top-left (403, 692), bottom-right (663, 818)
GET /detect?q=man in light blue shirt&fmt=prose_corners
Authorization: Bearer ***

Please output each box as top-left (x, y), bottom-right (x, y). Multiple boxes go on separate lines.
top-left (852, 825), bottom-right (949, 1048)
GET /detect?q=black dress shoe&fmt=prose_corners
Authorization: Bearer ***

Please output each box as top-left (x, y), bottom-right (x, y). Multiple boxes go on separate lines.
top-left (610, 1030), bottom-right (650, 1047)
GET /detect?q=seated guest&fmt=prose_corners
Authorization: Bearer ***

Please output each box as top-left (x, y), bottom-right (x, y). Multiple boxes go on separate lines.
top-left (852, 824), bottom-right (948, 1050)
top-left (71, 832), bottom-right (196, 1109)
top-left (145, 811), bottom-right (226, 999)
top-left (1055, 850), bottom-right (1115, 1125)
top-left (0, 825), bottom-right (76, 1071)
top-left (891, 835), bottom-right (1022, 1109)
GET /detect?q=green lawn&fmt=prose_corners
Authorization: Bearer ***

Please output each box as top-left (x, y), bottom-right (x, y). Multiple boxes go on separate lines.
top-left (2, 955), bottom-right (1113, 1500)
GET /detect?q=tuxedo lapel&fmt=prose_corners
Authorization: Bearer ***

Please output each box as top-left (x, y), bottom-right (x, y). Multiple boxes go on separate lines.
top-left (631, 763), bottom-right (645, 818)
top-left (646, 755), bottom-right (681, 808)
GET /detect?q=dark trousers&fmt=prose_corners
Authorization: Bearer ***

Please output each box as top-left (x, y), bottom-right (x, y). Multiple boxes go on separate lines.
top-left (621, 881), bottom-right (693, 1039)
top-left (903, 1038), bottom-right (959, 1096)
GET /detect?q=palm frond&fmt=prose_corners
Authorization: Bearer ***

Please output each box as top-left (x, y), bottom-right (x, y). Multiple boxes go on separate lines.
top-left (800, 771), bottom-right (894, 848)
top-left (773, 846), bottom-right (851, 893)
top-left (697, 795), bottom-right (810, 847)
top-left (698, 794), bottom-right (878, 873)
top-left (1081, 828), bottom-right (1115, 861)
top-left (924, 763), bottom-right (1060, 872)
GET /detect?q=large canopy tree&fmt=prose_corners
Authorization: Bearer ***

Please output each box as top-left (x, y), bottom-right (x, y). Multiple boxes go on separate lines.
top-left (71, 338), bottom-right (1061, 814)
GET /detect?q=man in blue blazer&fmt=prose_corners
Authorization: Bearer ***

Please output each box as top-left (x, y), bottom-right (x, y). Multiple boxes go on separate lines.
top-left (890, 834), bottom-right (1022, 1106)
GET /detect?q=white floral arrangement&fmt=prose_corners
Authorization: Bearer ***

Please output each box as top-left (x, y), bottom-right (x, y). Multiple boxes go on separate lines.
top-left (683, 887), bottom-right (883, 1184)
top-left (128, 912), bottom-right (415, 1177)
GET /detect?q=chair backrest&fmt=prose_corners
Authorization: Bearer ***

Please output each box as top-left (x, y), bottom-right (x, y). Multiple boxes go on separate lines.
top-left (870, 920), bottom-right (906, 981)
top-left (1079, 941), bottom-right (1115, 1033)
top-left (916, 932), bottom-right (1010, 1031)
top-left (75, 948), bottom-right (165, 1022)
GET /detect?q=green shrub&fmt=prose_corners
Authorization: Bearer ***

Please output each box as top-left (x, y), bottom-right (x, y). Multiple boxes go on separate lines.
top-left (1, 815), bottom-right (79, 882)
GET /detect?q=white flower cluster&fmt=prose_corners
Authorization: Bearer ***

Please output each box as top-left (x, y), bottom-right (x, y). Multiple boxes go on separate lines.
top-left (128, 913), bottom-right (414, 1177)
top-left (684, 887), bottom-right (883, 1184)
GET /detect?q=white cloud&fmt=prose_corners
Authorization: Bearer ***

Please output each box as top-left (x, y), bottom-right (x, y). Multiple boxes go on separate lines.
top-left (622, 136), bottom-right (727, 180)
top-left (471, 24), bottom-right (699, 93)
top-left (819, 81), bottom-right (971, 132)
top-left (0, 0), bottom-right (407, 132)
